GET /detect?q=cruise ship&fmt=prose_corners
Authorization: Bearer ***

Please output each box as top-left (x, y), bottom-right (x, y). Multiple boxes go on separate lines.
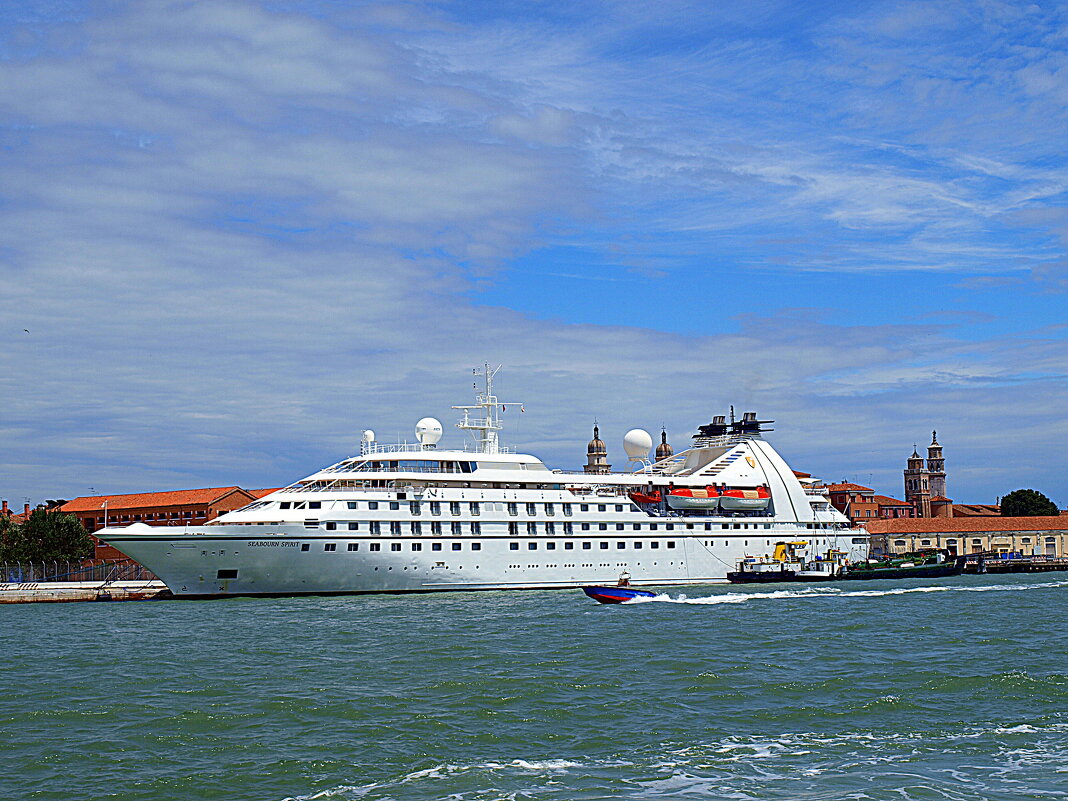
top-left (98, 367), bottom-right (868, 597)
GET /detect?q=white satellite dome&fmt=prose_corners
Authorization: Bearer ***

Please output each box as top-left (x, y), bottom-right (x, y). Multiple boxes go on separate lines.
top-left (361, 430), bottom-right (375, 443)
top-left (415, 417), bottom-right (443, 446)
top-left (623, 428), bottom-right (653, 461)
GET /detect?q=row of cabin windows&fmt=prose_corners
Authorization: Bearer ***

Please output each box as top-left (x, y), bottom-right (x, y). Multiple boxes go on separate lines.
top-left (512, 540), bottom-right (675, 551)
top-left (313, 541), bottom-right (482, 552)
top-left (280, 500), bottom-right (640, 515)
top-left (311, 520), bottom-right (808, 534)
top-left (92, 510), bottom-right (206, 523)
top-left (308, 540), bottom-right (677, 553)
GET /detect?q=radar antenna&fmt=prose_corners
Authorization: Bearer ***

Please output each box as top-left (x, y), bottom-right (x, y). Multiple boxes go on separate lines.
top-left (453, 364), bottom-right (524, 454)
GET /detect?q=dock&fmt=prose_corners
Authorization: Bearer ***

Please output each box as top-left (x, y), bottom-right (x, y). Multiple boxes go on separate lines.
top-left (962, 555), bottom-right (1068, 574)
top-left (0, 581), bottom-right (172, 603)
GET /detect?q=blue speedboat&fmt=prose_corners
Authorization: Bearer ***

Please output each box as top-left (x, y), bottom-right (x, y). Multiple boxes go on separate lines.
top-left (582, 585), bottom-right (659, 604)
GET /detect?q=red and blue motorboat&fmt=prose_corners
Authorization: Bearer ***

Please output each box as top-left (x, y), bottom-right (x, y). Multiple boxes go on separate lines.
top-left (582, 585), bottom-right (659, 604)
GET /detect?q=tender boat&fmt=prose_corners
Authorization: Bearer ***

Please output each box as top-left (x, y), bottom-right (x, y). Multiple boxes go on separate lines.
top-left (582, 585), bottom-right (660, 603)
top-left (665, 487), bottom-right (720, 510)
top-left (719, 486), bottom-right (771, 510)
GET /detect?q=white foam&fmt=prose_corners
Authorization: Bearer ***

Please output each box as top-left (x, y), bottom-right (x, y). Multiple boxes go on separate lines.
top-left (621, 578), bottom-right (1068, 606)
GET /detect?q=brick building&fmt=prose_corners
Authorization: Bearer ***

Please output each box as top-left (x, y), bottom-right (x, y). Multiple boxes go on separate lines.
top-left (825, 483), bottom-right (915, 524)
top-left (866, 516), bottom-right (1068, 558)
top-left (61, 487), bottom-right (260, 559)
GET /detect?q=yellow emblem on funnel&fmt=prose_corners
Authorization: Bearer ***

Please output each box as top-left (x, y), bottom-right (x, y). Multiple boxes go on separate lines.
top-left (746, 456), bottom-right (756, 468)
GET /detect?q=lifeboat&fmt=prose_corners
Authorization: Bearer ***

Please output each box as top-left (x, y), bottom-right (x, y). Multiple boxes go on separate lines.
top-left (719, 486), bottom-right (771, 510)
top-left (629, 489), bottom-right (662, 505)
top-left (665, 487), bottom-right (720, 510)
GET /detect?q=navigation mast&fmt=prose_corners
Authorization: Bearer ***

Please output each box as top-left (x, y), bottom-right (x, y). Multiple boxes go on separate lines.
top-left (453, 364), bottom-right (523, 454)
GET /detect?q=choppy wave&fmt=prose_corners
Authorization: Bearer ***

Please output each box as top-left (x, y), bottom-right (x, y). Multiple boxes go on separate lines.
top-left (281, 720), bottom-right (1068, 801)
top-left (623, 578), bottom-right (1068, 605)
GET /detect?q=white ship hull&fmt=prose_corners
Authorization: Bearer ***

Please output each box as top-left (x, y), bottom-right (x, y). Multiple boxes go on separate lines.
top-left (101, 523), bottom-right (868, 596)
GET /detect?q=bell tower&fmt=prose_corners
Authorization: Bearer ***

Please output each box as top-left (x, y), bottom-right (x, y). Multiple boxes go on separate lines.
top-left (584, 424), bottom-right (611, 475)
top-left (904, 447), bottom-right (931, 517)
top-left (927, 430), bottom-right (946, 499)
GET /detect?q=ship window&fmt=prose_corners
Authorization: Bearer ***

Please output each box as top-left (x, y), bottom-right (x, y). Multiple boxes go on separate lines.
top-left (615, 505), bottom-right (624, 512)
top-left (347, 543), bottom-right (358, 551)
top-left (546, 504), bottom-right (555, 516)
top-left (582, 542), bottom-right (592, 550)
top-left (615, 523), bottom-right (624, 531)
top-left (852, 537), bottom-right (865, 544)
top-left (369, 543), bottom-right (381, 551)
top-left (705, 523), bottom-right (712, 531)
top-left (280, 502), bottom-right (291, 509)
top-left (508, 503), bottom-right (518, 516)
top-left (733, 523), bottom-right (741, 529)
top-left (309, 502), bottom-right (321, 509)
top-left (563, 504), bottom-right (572, 516)
top-left (564, 522), bottom-right (573, 535)
top-left (598, 523), bottom-right (607, 531)
top-left (470, 502), bottom-right (480, 516)
top-left (722, 524), bottom-right (729, 530)
top-left (348, 522), bottom-right (358, 530)
top-left (508, 522), bottom-right (518, 535)
top-left (389, 502), bottom-right (399, 511)
top-left (651, 541), bottom-right (659, 549)
top-left (580, 504), bottom-right (589, 512)
top-left (666, 524), bottom-right (675, 531)
top-left (581, 523), bottom-right (590, 531)
top-left (565, 542), bottom-right (574, 550)
top-left (599, 542), bottom-right (608, 550)
top-left (300, 543), bottom-right (310, 551)
top-left (410, 502), bottom-right (421, 516)
top-left (546, 522), bottom-right (556, 535)
top-left (526, 503), bottom-right (537, 515)
top-left (471, 522), bottom-right (481, 535)
top-left (472, 542), bottom-right (481, 551)
top-left (631, 524), bottom-right (640, 531)
top-left (370, 521), bottom-right (381, 535)
top-left (528, 543), bottom-right (537, 550)
top-left (368, 501), bottom-right (379, 510)
top-left (650, 524), bottom-right (658, 531)
top-left (634, 541), bottom-right (642, 549)
top-left (217, 569), bottom-right (238, 579)
top-left (432, 542), bottom-right (442, 551)
top-left (546, 542), bottom-right (556, 550)
top-left (411, 521), bottom-right (422, 535)
top-left (450, 502), bottom-right (461, 516)
top-left (431, 521), bottom-right (442, 535)
top-left (617, 542), bottom-right (625, 549)
top-left (510, 542), bottom-right (519, 550)
top-left (412, 543), bottom-right (422, 551)
top-left (391, 543), bottom-right (401, 552)
top-left (347, 502), bottom-right (358, 509)
top-left (452, 522), bottom-right (462, 536)
top-left (304, 520), bottom-right (319, 529)
top-left (430, 501), bottom-right (441, 515)
top-left (324, 543), bottom-right (336, 551)
top-left (597, 504), bottom-right (606, 512)
top-left (527, 522), bottom-right (537, 535)
top-left (390, 522), bottom-right (401, 535)
top-left (667, 541), bottom-right (676, 549)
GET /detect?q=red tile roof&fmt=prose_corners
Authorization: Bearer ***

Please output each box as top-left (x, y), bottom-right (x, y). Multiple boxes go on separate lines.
top-left (824, 482), bottom-right (874, 493)
top-left (866, 516), bottom-right (1068, 534)
top-left (930, 495), bottom-right (952, 502)
top-left (250, 488), bottom-right (284, 498)
top-left (872, 495), bottom-right (911, 507)
top-left (61, 487), bottom-right (250, 513)
top-left (952, 503), bottom-right (1001, 517)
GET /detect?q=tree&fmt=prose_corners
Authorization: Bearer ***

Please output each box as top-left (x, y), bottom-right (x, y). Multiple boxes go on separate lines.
top-left (1, 509), bottom-right (94, 561)
top-left (1000, 489), bottom-right (1059, 517)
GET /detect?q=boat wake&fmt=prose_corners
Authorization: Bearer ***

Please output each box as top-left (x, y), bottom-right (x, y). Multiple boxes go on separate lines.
top-left (623, 578), bottom-right (1068, 605)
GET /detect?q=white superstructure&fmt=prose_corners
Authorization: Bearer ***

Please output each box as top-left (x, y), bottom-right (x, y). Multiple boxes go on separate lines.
top-left (97, 367), bottom-right (868, 597)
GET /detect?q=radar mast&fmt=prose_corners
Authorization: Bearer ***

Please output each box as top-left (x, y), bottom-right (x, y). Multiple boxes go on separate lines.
top-left (453, 364), bottom-right (523, 454)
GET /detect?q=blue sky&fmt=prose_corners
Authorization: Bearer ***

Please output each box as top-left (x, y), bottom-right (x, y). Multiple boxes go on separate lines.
top-left (2, 0), bottom-right (1067, 507)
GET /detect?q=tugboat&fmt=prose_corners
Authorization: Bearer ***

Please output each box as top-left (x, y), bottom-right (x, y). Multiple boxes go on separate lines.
top-left (727, 541), bottom-right (848, 584)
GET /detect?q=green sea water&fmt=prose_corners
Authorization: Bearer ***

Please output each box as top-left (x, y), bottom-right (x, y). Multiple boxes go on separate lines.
top-left (2, 573), bottom-right (1066, 801)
